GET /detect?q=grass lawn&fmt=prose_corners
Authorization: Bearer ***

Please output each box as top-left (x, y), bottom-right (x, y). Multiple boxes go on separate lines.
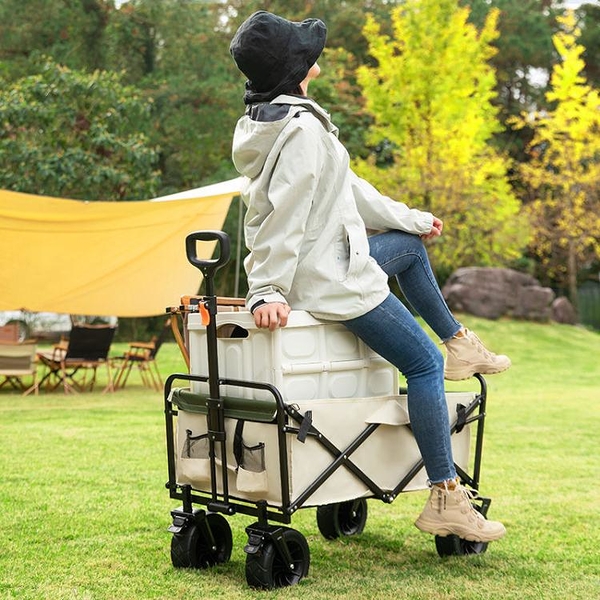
top-left (1, 316), bottom-right (599, 599)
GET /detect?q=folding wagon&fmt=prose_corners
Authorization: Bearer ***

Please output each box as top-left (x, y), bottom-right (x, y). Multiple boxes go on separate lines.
top-left (163, 231), bottom-right (497, 590)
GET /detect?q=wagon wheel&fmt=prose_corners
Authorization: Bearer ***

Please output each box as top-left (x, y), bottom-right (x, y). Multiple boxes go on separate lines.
top-left (245, 528), bottom-right (310, 589)
top-left (435, 534), bottom-right (489, 556)
top-left (316, 498), bottom-right (368, 540)
top-left (435, 497), bottom-right (491, 556)
top-left (171, 512), bottom-right (233, 569)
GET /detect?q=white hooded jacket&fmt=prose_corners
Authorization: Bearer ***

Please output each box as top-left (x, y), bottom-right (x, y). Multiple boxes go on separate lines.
top-left (232, 95), bottom-right (434, 321)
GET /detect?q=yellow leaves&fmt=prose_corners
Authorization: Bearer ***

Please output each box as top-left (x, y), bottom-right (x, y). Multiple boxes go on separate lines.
top-left (479, 7), bottom-right (501, 58)
top-left (355, 0), bottom-right (525, 270)
top-left (515, 9), bottom-right (600, 277)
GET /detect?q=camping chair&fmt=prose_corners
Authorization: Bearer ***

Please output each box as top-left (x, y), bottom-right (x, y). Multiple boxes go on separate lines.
top-left (0, 340), bottom-right (38, 395)
top-left (37, 325), bottom-right (116, 393)
top-left (113, 318), bottom-right (172, 391)
top-left (0, 323), bottom-right (20, 342)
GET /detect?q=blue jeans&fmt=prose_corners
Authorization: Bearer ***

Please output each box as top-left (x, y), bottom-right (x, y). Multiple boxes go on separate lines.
top-left (342, 231), bottom-right (462, 483)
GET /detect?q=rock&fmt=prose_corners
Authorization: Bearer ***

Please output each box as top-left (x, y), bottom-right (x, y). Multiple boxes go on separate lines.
top-left (551, 296), bottom-right (577, 324)
top-left (442, 267), bottom-right (556, 321)
top-left (513, 285), bottom-right (556, 321)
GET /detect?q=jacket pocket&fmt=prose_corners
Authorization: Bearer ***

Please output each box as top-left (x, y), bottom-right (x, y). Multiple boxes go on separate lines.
top-left (334, 227), bottom-right (351, 282)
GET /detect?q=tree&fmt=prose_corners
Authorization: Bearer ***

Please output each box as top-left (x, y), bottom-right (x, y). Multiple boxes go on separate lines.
top-left (577, 3), bottom-right (600, 87)
top-left (104, 0), bottom-right (242, 191)
top-left (464, 0), bottom-right (557, 160)
top-left (0, 58), bottom-right (160, 200)
top-left (511, 11), bottom-right (600, 312)
top-left (0, 0), bottom-right (113, 78)
top-left (354, 0), bottom-right (527, 276)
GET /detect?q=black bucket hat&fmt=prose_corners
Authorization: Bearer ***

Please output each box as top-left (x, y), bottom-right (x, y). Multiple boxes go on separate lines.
top-left (230, 11), bottom-right (327, 103)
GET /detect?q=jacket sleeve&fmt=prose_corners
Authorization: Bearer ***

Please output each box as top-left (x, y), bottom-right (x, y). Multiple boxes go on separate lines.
top-left (245, 122), bottom-right (321, 311)
top-left (350, 170), bottom-right (433, 235)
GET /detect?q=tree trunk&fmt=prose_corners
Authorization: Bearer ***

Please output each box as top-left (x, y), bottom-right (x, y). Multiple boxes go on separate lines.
top-left (567, 238), bottom-right (579, 320)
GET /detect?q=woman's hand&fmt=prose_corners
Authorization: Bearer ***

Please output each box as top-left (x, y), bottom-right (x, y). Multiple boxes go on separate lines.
top-left (421, 216), bottom-right (444, 241)
top-left (253, 302), bottom-right (292, 331)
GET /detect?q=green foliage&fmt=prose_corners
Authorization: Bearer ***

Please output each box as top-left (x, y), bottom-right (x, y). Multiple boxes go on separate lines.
top-left (354, 0), bottom-right (528, 274)
top-left (464, 0), bottom-right (558, 160)
top-left (0, 0), bottom-right (112, 77)
top-left (0, 58), bottom-right (159, 199)
top-left (511, 11), bottom-right (600, 307)
top-left (578, 4), bottom-right (600, 87)
top-left (104, 0), bottom-right (242, 191)
top-left (311, 47), bottom-right (375, 160)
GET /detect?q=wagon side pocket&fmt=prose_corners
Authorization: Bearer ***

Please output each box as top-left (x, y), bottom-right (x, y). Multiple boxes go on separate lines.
top-left (234, 421), bottom-right (268, 493)
top-left (178, 428), bottom-right (211, 484)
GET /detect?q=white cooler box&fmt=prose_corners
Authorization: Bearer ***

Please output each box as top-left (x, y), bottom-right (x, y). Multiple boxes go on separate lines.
top-left (188, 310), bottom-right (398, 401)
top-left (176, 310), bottom-right (472, 507)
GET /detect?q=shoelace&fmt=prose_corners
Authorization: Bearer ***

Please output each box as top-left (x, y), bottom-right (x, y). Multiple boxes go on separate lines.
top-left (457, 487), bottom-right (487, 525)
top-left (466, 330), bottom-right (495, 359)
top-left (435, 484), bottom-right (482, 519)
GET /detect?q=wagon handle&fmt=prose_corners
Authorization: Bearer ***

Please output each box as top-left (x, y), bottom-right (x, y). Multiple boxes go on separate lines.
top-left (184, 230), bottom-right (231, 502)
top-left (185, 230), bottom-right (231, 297)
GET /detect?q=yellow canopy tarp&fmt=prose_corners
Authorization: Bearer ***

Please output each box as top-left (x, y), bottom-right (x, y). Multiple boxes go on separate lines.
top-left (0, 179), bottom-right (242, 317)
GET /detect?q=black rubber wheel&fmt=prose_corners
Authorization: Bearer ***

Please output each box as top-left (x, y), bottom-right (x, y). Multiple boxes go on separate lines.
top-left (245, 528), bottom-right (310, 589)
top-left (316, 498), bottom-right (368, 540)
top-left (435, 498), bottom-right (491, 556)
top-left (435, 534), bottom-right (489, 556)
top-left (171, 512), bottom-right (233, 569)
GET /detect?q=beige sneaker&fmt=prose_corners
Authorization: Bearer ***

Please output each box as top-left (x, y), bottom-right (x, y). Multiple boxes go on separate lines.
top-left (415, 482), bottom-right (506, 542)
top-left (444, 328), bottom-right (511, 380)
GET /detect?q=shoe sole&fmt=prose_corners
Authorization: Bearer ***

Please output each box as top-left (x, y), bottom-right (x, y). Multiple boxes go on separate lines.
top-left (414, 517), bottom-right (506, 542)
top-left (444, 362), bottom-right (511, 381)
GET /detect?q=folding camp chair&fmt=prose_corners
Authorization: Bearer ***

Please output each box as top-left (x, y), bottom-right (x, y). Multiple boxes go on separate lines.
top-left (37, 325), bottom-right (116, 393)
top-left (114, 318), bottom-right (172, 391)
top-left (0, 340), bottom-right (38, 395)
top-left (0, 323), bottom-right (20, 342)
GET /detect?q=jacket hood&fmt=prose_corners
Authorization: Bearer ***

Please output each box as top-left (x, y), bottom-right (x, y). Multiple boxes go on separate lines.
top-left (231, 95), bottom-right (337, 179)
